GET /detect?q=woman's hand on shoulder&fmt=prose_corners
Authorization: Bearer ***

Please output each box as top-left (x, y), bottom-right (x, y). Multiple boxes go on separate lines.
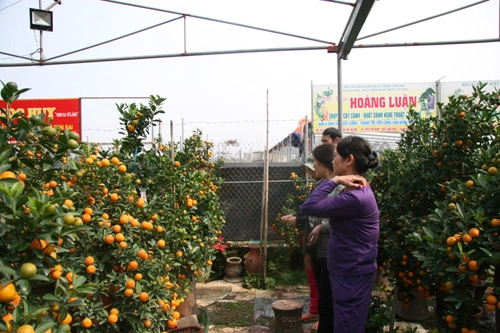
top-left (332, 175), bottom-right (367, 188)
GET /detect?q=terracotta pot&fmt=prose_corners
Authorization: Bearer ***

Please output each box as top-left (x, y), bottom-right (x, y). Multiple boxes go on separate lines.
top-left (243, 245), bottom-right (263, 275)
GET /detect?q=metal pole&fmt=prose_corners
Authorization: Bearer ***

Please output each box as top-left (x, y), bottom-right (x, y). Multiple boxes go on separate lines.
top-left (184, 15), bottom-right (187, 53)
top-left (0, 46), bottom-right (330, 67)
top-left (101, 0), bottom-right (336, 46)
top-left (304, 115), bottom-right (309, 161)
top-left (44, 17), bottom-right (183, 62)
top-left (310, 80), bottom-right (314, 154)
top-left (39, 0), bottom-right (43, 62)
top-left (304, 115), bottom-right (309, 189)
top-left (181, 118), bottom-right (184, 149)
top-left (357, 0), bottom-right (490, 41)
top-left (40, 31), bottom-right (44, 62)
top-left (262, 89), bottom-right (270, 288)
top-left (436, 76), bottom-right (445, 119)
top-left (337, 55), bottom-right (343, 135)
top-left (352, 38), bottom-right (500, 49)
top-left (436, 80), bottom-right (441, 118)
top-left (170, 121), bottom-right (176, 200)
top-left (321, 0), bottom-right (356, 6)
top-left (170, 121), bottom-right (175, 165)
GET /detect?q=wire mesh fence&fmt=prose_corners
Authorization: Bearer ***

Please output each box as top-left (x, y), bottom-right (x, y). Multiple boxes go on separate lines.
top-left (211, 132), bottom-right (401, 241)
top-left (209, 132), bottom-right (400, 163)
top-left (217, 162), bottom-right (305, 241)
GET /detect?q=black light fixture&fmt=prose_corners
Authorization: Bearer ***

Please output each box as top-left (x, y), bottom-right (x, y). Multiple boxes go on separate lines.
top-left (30, 8), bottom-right (53, 31)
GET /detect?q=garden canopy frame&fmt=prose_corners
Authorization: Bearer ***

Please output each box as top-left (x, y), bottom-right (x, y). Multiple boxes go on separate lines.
top-left (0, 0), bottom-right (498, 67)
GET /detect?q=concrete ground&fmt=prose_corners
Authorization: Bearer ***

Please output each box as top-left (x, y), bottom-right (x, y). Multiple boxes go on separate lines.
top-left (187, 280), bottom-right (428, 333)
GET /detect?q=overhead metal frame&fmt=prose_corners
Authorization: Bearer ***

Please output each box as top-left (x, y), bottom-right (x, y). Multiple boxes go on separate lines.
top-left (337, 0), bottom-right (375, 60)
top-left (0, 0), bottom-right (337, 67)
top-left (0, 0), bottom-right (498, 68)
top-left (1, 0), bottom-right (498, 136)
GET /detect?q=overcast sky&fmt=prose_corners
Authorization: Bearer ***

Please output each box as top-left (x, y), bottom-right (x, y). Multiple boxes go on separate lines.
top-left (1, 0), bottom-right (499, 146)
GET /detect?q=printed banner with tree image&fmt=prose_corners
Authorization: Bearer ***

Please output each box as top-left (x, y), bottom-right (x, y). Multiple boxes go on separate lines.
top-left (312, 82), bottom-right (436, 133)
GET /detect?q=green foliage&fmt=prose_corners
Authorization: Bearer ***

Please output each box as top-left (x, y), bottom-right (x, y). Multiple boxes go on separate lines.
top-left (365, 294), bottom-right (392, 333)
top-left (242, 247), bottom-right (307, 290)
top-left (242, 271), bottom-right (261, 289)
top-left (273, 269), bottom-right (306, 287)
top-left (272, 171), bottom-right (312, 249)
top-left (116, 96), bottom-right (166, 156)
top-left (0, 80), bottom-right (30, 105)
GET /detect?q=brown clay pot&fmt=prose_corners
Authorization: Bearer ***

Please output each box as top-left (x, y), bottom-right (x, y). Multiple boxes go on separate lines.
top-left (223, 257), bottom-right (244, 282)
top-left (243, 245), bottom-right (263, 275)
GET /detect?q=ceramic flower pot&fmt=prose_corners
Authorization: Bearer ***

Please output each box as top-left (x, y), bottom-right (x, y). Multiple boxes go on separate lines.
top-left (223, 257), bottom-right (244, 283)
top-left (243, 245), bottom-right (263, 275)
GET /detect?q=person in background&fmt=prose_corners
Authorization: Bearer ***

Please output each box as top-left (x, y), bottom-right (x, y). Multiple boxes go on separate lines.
top-left (281, 155), bottom-right (320, 324)
top-left (321, 127), bottom-right (342, 145)
top-left (306, 143), bottom-right (343, 333)
top-left (282, 144), bottom-right (342, 332)
top-left (301, 136), bottom-right (379, 333)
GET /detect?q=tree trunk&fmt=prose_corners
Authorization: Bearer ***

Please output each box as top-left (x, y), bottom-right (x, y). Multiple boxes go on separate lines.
top-left (272, 300), bottom-right (304, 333)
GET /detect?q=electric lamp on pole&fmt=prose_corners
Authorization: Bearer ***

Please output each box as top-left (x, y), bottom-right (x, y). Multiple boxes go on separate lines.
top-left (29, 0), bottom-right (62, 62)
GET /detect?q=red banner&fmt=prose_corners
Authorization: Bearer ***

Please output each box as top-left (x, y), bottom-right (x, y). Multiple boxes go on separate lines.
top-left (0, 99), bottom-right (82, 137)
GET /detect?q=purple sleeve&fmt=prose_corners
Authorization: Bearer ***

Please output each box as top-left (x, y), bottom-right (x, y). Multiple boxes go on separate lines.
top-left (300, 179), bottom-right (360, 218)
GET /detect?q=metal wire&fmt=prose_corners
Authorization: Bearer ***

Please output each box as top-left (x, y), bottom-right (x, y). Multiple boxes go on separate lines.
top-left (44, 16), bottom-right (184, 62)
top-left (356, 0), bottom-right (491, 41)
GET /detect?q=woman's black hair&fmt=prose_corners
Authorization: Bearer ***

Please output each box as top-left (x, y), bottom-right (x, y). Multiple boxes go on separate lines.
top-left (336, 136), bottom-right (378, 174)
top-left (312, 144), bottom-right (335, 171)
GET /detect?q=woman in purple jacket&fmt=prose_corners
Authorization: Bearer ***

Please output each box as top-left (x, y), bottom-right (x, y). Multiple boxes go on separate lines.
top-left (301, 136), bottom-right (379, 333)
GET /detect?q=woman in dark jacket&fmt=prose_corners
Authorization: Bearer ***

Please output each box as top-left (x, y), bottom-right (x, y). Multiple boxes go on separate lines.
top-left (301, 136), bottom-right (379, 333)
top-left (282, 143), bottom-right (342, 332)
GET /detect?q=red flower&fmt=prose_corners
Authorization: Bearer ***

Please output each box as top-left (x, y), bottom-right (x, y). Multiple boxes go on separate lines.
top-left (212, 236), bottom-right (227, 252)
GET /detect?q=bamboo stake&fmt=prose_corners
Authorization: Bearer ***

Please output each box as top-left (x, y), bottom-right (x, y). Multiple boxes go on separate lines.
top-left (170, 120), bottom-right (176, 200)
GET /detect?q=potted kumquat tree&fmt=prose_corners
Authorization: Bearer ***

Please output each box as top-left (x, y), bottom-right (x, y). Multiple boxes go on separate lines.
top-left (372, 83), bottom-right (500, 332)
top-left (0, 80), bottom-right (225, 333)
